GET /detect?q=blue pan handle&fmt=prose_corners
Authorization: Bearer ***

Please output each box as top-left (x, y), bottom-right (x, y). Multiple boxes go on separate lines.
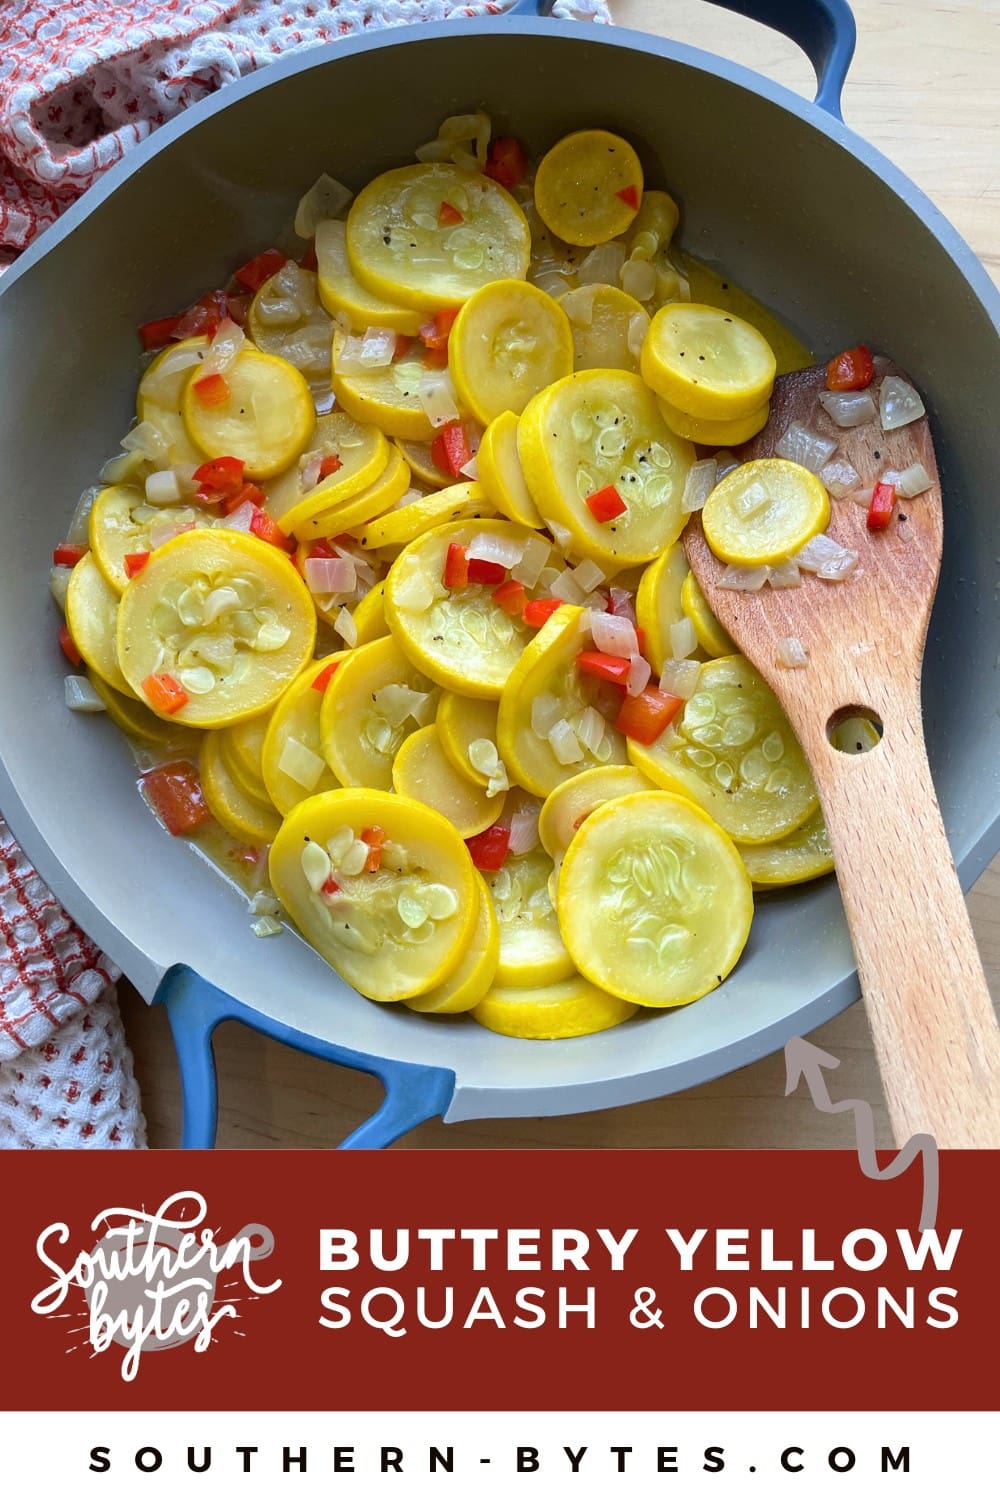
top-left (154, 966), bottom-right (456, 1150)
top-left (505, 0), bottom-right (856, 120)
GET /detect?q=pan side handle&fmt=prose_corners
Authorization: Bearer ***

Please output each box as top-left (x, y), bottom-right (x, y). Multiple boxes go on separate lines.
top-left (154, 965), bottom-right (456, 1150)
top-left (506, 0), bottom-right (857, 121)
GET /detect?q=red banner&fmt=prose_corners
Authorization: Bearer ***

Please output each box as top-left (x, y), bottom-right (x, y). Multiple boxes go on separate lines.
top-left (0, 1149), bottom-right (992, 1411)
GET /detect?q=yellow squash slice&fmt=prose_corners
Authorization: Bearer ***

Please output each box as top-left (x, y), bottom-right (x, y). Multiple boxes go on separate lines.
top-left (737, 806), bottom-right (834, 889)
top-left (265, 411), bottom-right (389, 535)
top-left (346, 163), bottom-right (531, 311)
top-left (182, 347), bottom-right (314, 480)
top-left (319, 633), bottom-right (438, 790)
top-left (557, 790), bottom-right (753, 1007)
top-left (86, 670), bottom-right (193, 749)
top-left (404, 870), bottom-right (499, 1015)
top-left (261, 654), bottom-right (344, 816)
top-left (656, 394), bottom-right (769, 447)
top-left (117, 530), bottom-right (316, 727)
top-left (517, 369), bottom-right (694, 570)
top-left (350, 582), bottom-right (389, 646)
top-left (66, 553), bottom-right (136, 698)
top-left (136, 336), bottom-right (210, 467)
top-left (201, 730), bottom-right (281, 845)
top-left (331, 336), bottom-right (436, 442)
top-left (627, 655), bottom-right (818, 844)
top-left (89, 485), bottom-right (212, 596)
top-left (436, 692), bottom-right (506, 790)
top-left (354, 481), bottom-right (494, 552)
top-left (395, 438), bottom-right (453, 490)
top-left (473, 973), bottom-right (636, 1040)
top-left (701, 457), bottom-right (830, 568)
top-left (392, 724), bottom-right (504, 837)
top-left (560, 284), bottom-right (649, 374)
top-left (681, 571), bottom-right (735, 659)
top-left (680, 252), bottom-right (814, 377)
top-left (248, 265), bottom-right (333, 383)
top-left (268, 788), bottom-right (477, 1002)
top-left (293, 447), bottom-right (412, 542)
top-left (534, 130), bottom-right (643, 248)
top-left (218, 713), bottom-right (270, 803)
top-left (497, 604), bottom-right (627, 797)
top-left (485, 845), bottom-right (575, 987)
top-left (477, 409), bottom-right (544, 528)
top-left (449, 279), bottom-right (574, 426)
top-left (635, 541), bottom-right (691, 673)
top-left (538, 764), bottom-right (654, 861)
top-left (640, 302), bottom-right (776, 422)
top-left (314, 218), bottom-right (426, 335)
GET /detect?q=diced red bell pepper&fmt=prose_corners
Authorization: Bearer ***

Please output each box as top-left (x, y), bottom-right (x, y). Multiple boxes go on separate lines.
top-left (224, 292), bottom-right (251, 328)
top-left (141, 761), bottom-right (211, 836)
top-left (438, 201), bottom-right (464, 227)
top-left (139, 314), bottom-right (185, 352)
top-left (234, 248), bottom-right (287, 293)
top-left (422, 345), bottom-right (449, 369)
top-left (826, 344), bottom-right (875, 391)
top-left (308, 539), bottom-right (337, 559)
top-left (395, 334), bottom-right (415, 360)
top-left (321, 875), bottom-right (340, 896)
top-left (585, 484), bottom-right (627, 523)
top-left (492, 579), bottom-right (527, 617)
top-left (194, 455), bottom-right (245, 500)
top-left (522, 596), bottom-right (563, 628)
top-left (312, 661), bottom-right (340, 693)
top-left (867, 480), bottom-right (896, 532)
top-left (616, 184), bottom-right (641, 211)
top-left (52, 542), bottom-right (87, 568)
top-left (229, 844), bottom-right (264, 873)
top-left (431, 420), bottom-right (473, 478)
top-left (577, 649), bottom-right (633, 686)
top-left (615, 685), bottom-right (683, 745)
top-left (420, 307), bottom-right (460, 351)
top-left (221, 481), bottom-right (268, 515)
top-left (361, 825), bottom-right (386, 873)
top-left (192, 372), bottom-right (231, 407)
top-left (172, 289), bottom-right (230, 342)
top-left (443, 542), bottom-right (470, 590)
top-left (484, 136), bottom-right (528, 191)
top-left (142, 673), bottom-right (189, 716)
top-left (300, 241), bottom-right (319, 272)
top-left (58, 624), bottom-right (82, 666)
top-left (465, 823), bottom-right (511, 871)
top-left (467, 557), bottom-right (507, 585)
top-left (318, 454), bottom-right (343, 480)
top-left (124, 552), bottom-right (150, 579)
top-left (250, 508), bottom-right (295, 551)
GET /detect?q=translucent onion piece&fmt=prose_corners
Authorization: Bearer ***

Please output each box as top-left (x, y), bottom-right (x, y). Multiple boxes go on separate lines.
top-left (300, 452), bottom-right (323, 492)
top-left (767, 560), bottom-right (802, 589)
top-left (547, 718), bottom-right (585, 766)
top-left (508, 803), bottom-right (541, 856)
top-left (460, 454), bottom-right (480, 480)
top-left (393, 563), bottom-right (435, 611)
top-left (295, 174), bottom-right (354, 239)
top-left (852, 486), bottom-right (875, 508)
top-left (659, 658), bottom-right (701, 700)
top-left (64, 676), bottom-right (106, 713)
top-left (255, 295), bottom-right (301, 328)
top-left (533, 271), bottom-right (574, 299)
top-left (576, 706), bottom-right (606, 755)
top-left (249, 890), bottom-right (281, 916)
top-left (419, 368), bottom-right (460, 429)
top-left (576, 242), bottom-right (627, 287)
top-left (145, 469), bottom-right (183, 506)
top-left (669, 616), bottom-right (698, 660)
top-left (224, 501), bottom-right (256, 534)
top-left (335, 606), bottom-right (358, 646)
top-left (879, 376), bottom-right (925, 431)
top-left (511, 536), bottom-right (550, 588)
top-left (550, 569), bottom-right (585, 604)
top-left (121, 420), bottom-right (169, 464)
top-left (571, 559), bottom-right (605, 593)
top-left (99, 449), bottom-right (147, 485)
top-left (793, 532), bottom-right (858, 580)
top-left (468, 533), bottom-right (524, 569)
top-left (252, 916), bottom-right (284, 939)
top-left (531, 692), bottom-right (562, 739)
top-left (775, 421), bottom-right (838, 474)
top-left (590, 610), bottom-right (638, 658)
top-left (627, 310), bottom-right (651, 359)
top-left (279, 737), bottom-right (327, 792)
top-left (818, 389), bottom-right (877, 428)
top-left (149, 516), bottom-right (195, 550)
top-left (620, 258), bottom-right (657, 302)
top-left (562, 285), bottom-right (598, 327)
top-left (776, 636), bottom-right (809, 669)
top-left (67, 487), bottom-right (99, 546)
top-left (718, 564), bottom-right (771, 591)
top-left (545, 517), bottom-right (574, 553)
top-left (49, 566), bottom-right (71, 611)
top-left (274, 259), bottom-right (318, 310)
top-left (202, 318), bottom-right (245, 378)
top-left (714, 450), bottom-right (739, 479)
top-left (305, 555), bottom-right (356, 595)
top-left (334, 334), bottom-right (373, 376)
top-left (819, 458), bottom-right (860, 499)
top-left (374, 684), bottom-right (431, 729)
top-left (681, 457), bottom-right (718, 513)
top-left (415, 138), bottom-right (455, 164)
top-left (626, 654), bottom-right (652, 697)
top-left (358, 326), bottom-right (397, 369)
top-left (886, 461), bottom-right (933, 498)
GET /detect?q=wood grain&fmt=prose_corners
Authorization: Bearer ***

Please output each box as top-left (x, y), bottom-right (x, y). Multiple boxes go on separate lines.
top-left (124, 0), bottom-right (1000, 1150)
top-left (686, 364), bottom-right (1000, 1146)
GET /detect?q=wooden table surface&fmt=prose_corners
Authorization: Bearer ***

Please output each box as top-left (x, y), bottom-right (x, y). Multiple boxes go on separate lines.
top-left (122, 0), bottom-right (1000, 1150)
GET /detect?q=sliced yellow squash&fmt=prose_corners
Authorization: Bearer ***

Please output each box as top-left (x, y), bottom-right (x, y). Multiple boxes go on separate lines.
top-left (560, 284), bottom-right (649, 374)
top-left (66, 553), bottom-right (136, 698)
top-left (436, 692), bottom-right (506, 790)
top-left (485, 846), bottom-right (575, 987)
top-left (737, 806), bottom-right (834, 889)
top-left (472, 972), bottom-right (637, 1039)
top-left (319, 633), bottom-right (438, 790)
top-left (680, 571), bottom-right (735, 659)
top-left (538, 764), bottom-right (653, 861)
top-left (201, 730), bottom-right (281, 845)
top-left (392, 724), bottom-right (504, 837)
top-left (89, 484), bottom-right (213, 596)
top-left (331, 336), bottom-right (436, 442)
top-left (248, 265), bottom-right (334, 383)
top-left (701, 457), bottom-right (830, 568)
top-left (635, 541), bottom-right (691, 673)
top-left (656, 394), bottom-right (770, 447)
top-left (315, 218), bottom-right (426, 335)
top-left (182, 347), bottom-right (314, 480)
top-left (265, 411), bottom-right (389, 535)
top-left (449, 279), bottom-right (573, 426)
top-left (404, 870), bottom-right (499, 1015)
top-left (534, 130), bottom-right (643, 248)
top-left (293, 446), bottom-right (412, 542)
top-left (640, 302), bottom-right (776, 422)
top-left (353, 481), bottom-right (494, 552)
top-left (261, 654), bottom-right (344, 816)
top-left (477, 409), bottom-right (544, 528)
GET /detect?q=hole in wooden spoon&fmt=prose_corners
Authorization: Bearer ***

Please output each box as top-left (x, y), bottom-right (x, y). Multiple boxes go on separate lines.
top-left (826, 707), bottom-right (883, 755)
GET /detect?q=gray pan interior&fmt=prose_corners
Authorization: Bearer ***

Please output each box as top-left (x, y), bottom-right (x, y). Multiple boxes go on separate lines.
top-left (1, 19), bottom-right (998, 1124)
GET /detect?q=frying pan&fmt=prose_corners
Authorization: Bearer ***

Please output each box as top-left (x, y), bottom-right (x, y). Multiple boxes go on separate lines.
top-left (2, 0), bottom-right (998, 1149)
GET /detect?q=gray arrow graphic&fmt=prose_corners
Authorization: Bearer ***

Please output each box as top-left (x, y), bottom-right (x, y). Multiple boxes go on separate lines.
top-left (784, 1037), bottom-right (939, 1230)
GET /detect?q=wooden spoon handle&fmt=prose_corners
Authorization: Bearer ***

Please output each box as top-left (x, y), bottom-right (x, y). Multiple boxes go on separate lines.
top-left (802, 683), bottom-right (1000, 1147)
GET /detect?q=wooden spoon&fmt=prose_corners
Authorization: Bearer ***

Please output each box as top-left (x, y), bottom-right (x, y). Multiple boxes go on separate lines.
top-left (684, 360), bottom-right (1000, 1148)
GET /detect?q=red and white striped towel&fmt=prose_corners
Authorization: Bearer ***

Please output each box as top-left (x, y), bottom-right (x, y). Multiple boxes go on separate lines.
top-left (0, 0), bottom-right (611, 1148)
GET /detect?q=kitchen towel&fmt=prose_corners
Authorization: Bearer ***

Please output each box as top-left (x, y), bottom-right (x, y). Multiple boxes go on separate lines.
top-left (0, 0), bottom-right (611, 1148)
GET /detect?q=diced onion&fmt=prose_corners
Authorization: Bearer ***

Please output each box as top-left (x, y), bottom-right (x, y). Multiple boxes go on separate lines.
top-left (561, 285), bottom-right (598, 327)
top-left (659, 658), bottom-right (701, 700)
top-left (576, 242), bottom-right (626, 287)
top-left (149, 516), bottom-right (195, 549)
top-left (886, 462), bottom-right (933, 498)
top-left (669, 616), bottom-right (698, 659)
top-left (818, 389), bottom-right (877, 428)
top-left (852, 486), bottom-right (875, 508)
top-left (626, 654), bottom-right (652, 697)
top-left (99, 449), bottom-right (147, 485)
top-left (681, 457), bottom-right (717, 513)
top-left (571, 559), bottom-right (605, 593)
top-left (419, 368), bottom-right (460, 429)
top-left (279, 737), bottom-right (327, 792)
top-left (224, 501), bottom-right (257, 534)
top-left (334, 335), bottom-right (372, 376)
top-left (249, 890), bottom-right (281, 916)
top-left (335, 606), bottom-right (358, 646)
top-left (575, 706), bottom-right (606, 755)
top-left (300, 452), bottom-right (323, 492)
top-left (121, 420), bottom-right (168, 464)
top-left (550, 568), bottom-right (585, 604)
top-left (627, 310), bottom-right (651, 358)
top-left (201, 317), bottom-right (245, 379)
top-left (64, 676), bottom-right (106, 713)
top-left (621, 258), bottom-right (657, 302)
top-left (439, 111), bottom-right (492, 166)
top-left (305, 555), bottom-right (356, 595)
top-left (531, 692), bottom-right (562, 739)
top-left (66, 487), bottom-right (99, 546)
top-left (468, 533), bottom-right (524, 569)
top-left (547, 718), bottom-right (584, 766)
top-left (357, 326), bottom-right (396, 369)
top-left (49, 566), bottom-right (72, 611)
top-left (879, 376), bottom-right (925, 431)
top-left (274, 259), bottom-right (318, 311)
top-left (718, 564), bottom-right (770, 591)
top-left (590, 610), bottom-right (638, 657)
top-left (508, 802), bottom-right (541, 856)
top-left (460, 454), bottom-right (480, 480)
top-left (295, 174), bottom-right (354, 239)
top-left (767, 560), bottom-right (802, 589)
top-left (415, 138), bottom-right (455, 164)
top-left (776, 636), bottom-right (809, 669)
top-left (393, 561), bottom-right (435, 612)
top-left (545, 517), bottom-right (574, 554)
top-left (793, 532), bottom-right (859, 580)
top-left (255, 295), bottom-right (300, 328)
top-left (775, 421), bottom-right (838, 473)
top-left (145, 469), bottom-right (183, 506)
top-left (714, 450), bottom-right (739, 478)
top-left (511, 536), bottom-right (550, 588)
top-left (819, 458), bottom-right (860, 499)
top-left (374, 684), bottom-right (430, 728)
top-left (252, 916), bottom-right (284, 939)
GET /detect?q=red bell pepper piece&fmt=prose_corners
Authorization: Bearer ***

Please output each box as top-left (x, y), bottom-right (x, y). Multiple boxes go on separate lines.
top-left (224, 292), bottom-right (251, 328)
top-left (142, 673), bottom-right (189, 716)
top-left (221, 481), bottom-right (268, 515)
top-left (138, 314), bottom-right (185, 351)
top-left (312, 661), bottom-right (340, 693)
top-left (394, 334), bottom-right (415, 360)
top-left (420, 307), bottom-right (460, 350)
top-left (826, 344), bottom-right (875, 391)
top-left (431, 420), bottom-right (473, 477)
top-left (485, 136), bottom-right (528, 191)
top-left (616, 184), bottom-right (641, 210)
top-left (318, 454), bottom-right (343, 480)
top-left (192, 372), bottom-right (231, 407)
top-left (58, 624), bottom-right (82, 666)
top-left (321, 875), bottom-right (340, 896)
top-left (52, 542), bottom-right (87, 568)
top-left (867, 480), bottom-right (896, 531)
top-left (172, 289), bottom-right (230, 342)
top-left (124, 552), bottom-right (150, 579)
top-left (615, 685), bottom-right (683, 745)
top-left (523, 596), bottom-right (563, 628)
top-left (576, 649), bottom-right (632, 686)
top-left (422, 345), bottom-right (449, 369)
top-left (438, 201), bottom-right (464, 227)
top-left (250, 508), bottom-right (295, 551)
top-left (465, 823), bottom-right (511, 871)
top-left (194, 455), bottom-right (245, 499)
top-left (308, 539), bottom-right (336, 559)
top-left (443, 542), bottom-right (470, 590)
top-left (141, 762), bottom-right (211, 836)
top-left (467, 557), bottom-right (507, 585)
top-left (492, 579), bottom-right (527, 617)
top-left (234, 248), bottom-right (287, 293)
top-left (361, 825), bottom-right (386, 873)
top-left (585, 484), bottom-right (627, 523)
